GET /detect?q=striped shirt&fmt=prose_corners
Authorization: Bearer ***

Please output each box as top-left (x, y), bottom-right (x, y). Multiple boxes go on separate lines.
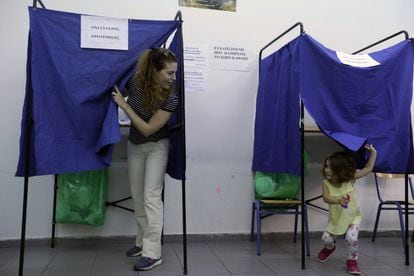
top-left (125, 76), bottom-right (178, 144)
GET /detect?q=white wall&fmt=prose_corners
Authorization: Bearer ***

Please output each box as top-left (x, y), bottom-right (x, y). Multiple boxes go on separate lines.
top-left (1, 0), bottom-right (413, 240)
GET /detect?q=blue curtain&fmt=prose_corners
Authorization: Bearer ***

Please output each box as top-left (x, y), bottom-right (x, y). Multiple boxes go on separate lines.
top-left (253, 34), bottom-right (414, 174)
top-left (300, 34), bottom-right (414, 173)
top-left (16, 8), bottom-right (185, 178)
top-left (166, 26), bottom-right (186, 180)
top-left (252, 37), bottom-right (301, 175)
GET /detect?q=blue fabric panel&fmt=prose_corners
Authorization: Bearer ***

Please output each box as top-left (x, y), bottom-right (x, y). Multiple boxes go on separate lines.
top-left (166, 27), bottom-right (186, 180)
top-left (16, 8), bottom-right (180, 176)
top-left (322, 130), bottom-right (366, 152)
top-left (252, 37), bottom-right (301, 175)
top-left (300, 34), bottom-right (414, 173)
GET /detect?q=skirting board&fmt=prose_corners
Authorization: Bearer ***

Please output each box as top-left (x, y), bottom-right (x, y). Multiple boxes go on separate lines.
top-left (0, 230), bottom-right (406, 247)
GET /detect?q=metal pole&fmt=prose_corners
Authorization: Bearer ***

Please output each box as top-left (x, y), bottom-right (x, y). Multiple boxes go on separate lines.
top-left (51, 175), bottom-right (58, 248)
top-left (300, 100), bottom-right (305, 269)
top-left (19, 58), bottom-right (34, 276)
top-left (174, 10), bottom-right (188, 274)
top-left (352, 31), bottom-right (409, 55)
top-left (259, 22), bottom-right (303, 75)
top-left (20, 2), bottom-right (48, 273)
top-left (257, 22), bottom-right (305, 269)
top-left (405, 174), bottom-right (410, 265)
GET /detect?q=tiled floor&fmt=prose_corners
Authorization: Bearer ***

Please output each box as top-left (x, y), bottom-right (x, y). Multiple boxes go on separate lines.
top-left (1, 236), bottom-right (414, 275)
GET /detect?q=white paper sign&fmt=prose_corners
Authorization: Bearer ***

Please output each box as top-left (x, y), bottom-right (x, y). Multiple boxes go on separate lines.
top-left (336, 51), bottom-right (380, 68)
top-left (211, 45), bottom-right (253, 72)
top-left (184, 69), bottom-right (208, 93)
top-left (183, 45), bottom-right (209, 92)
top-left (184, 45), bottom-right (209, 67)
top-left (81, 15), bottom-right (128, 50)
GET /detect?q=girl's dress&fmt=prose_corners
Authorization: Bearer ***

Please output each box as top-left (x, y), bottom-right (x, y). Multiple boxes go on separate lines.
top-left (324, 179), bottom-right (361, 235)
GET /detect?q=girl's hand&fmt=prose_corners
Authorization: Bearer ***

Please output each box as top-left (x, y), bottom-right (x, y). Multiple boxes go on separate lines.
top-left (355, 143), bottom-right (378, 179)
top-left (111, 85), bottom-right (128, 109)
top-left (339, 195), bottom-right (350, 206)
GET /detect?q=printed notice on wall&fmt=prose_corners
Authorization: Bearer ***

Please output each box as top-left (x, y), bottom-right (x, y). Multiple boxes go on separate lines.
top-left (336, 51), bottom-right (380, 68)
top-left (184, 45), bottom-right (208, 67)
top-left (184, 45), bottom-right (208, 92)
top-left (184, 69), bottom-right (208, 93)
top-left (81, 15), bottom-right (128, 50)
top-left (211, 45), bottom-right (253, 72)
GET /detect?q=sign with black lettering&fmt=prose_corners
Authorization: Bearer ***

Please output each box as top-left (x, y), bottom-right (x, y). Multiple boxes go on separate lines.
top-left (81, 15), bottom-right (128, 50)
top-left (211, 45), bottom-right (253, 71)
top-left (336, 51), bottom-right (380, 68)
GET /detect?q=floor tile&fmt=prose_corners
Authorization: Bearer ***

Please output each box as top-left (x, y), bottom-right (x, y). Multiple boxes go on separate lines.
top-left (1, 236), bottom-right (414, 275)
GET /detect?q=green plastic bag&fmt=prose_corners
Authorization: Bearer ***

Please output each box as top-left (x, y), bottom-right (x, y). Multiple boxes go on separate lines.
top-left (56, 169), bottom-right (108, 226)
top-left (255, 172), bottom-right (301, 199)
top-left (254, 152), bottom-right (309, 200)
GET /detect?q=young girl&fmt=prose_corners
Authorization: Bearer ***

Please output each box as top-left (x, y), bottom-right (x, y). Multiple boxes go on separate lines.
top-left (317, 144), bottom-right (377, 275)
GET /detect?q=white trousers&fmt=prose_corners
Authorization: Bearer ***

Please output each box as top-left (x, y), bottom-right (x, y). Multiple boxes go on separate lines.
top-left (322, 224), bottom-right (360, 260)
top-left (127, 139), bottom-right (168, 259)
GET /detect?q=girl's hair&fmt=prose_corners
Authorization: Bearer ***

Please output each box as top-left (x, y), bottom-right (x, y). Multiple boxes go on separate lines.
top-left (322, 152), bottom-right (356, 184)
top-left (134, 48), bottom-right (177, 111)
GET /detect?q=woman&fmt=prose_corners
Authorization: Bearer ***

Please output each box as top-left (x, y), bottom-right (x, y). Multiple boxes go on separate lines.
top-left (112, 47), bottom-right (178, 271)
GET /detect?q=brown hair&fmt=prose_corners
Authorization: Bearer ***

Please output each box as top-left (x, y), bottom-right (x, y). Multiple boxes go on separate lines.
top-left (322, 152), bottom-right (356, 185)
top-left (134, 48), bottom-right (177, 111)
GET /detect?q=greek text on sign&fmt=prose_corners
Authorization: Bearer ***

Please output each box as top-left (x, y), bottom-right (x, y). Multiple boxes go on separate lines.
top-left (336, 51), bottom-right (380, 68)
top-left (81, 15), bottom-right (128, 50)
top-left (211, 45), bottom-right (253, 72)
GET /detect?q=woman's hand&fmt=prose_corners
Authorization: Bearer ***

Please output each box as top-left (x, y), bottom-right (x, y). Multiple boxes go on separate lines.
top-left (365, 144), bottom-right (376, 153)
top-left (112, 85), bottom-right (128, 109)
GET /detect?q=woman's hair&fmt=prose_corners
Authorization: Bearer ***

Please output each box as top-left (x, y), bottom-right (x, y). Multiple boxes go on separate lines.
top-left (134, 48), bottom-right (177, 111)
top-left (322, 151), bottom-right (356, 184)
